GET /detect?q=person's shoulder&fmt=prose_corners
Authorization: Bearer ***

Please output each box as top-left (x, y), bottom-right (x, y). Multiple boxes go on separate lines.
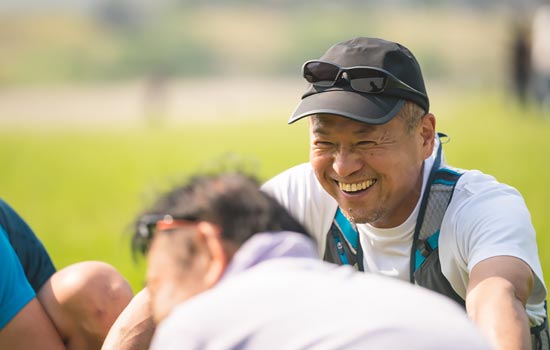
top-left (262, 163), bottom-right (317, 191)
top-left (0, 199), bottom-right (29, 234)
top-left (0, 199), bottom-right (15, 231)
top-left (268, 163), bottom-right (314, 179)
top-left (453, 168), bottom-right (524, 201)
top-left (444, 167), bottom-right (531, 230)
top-left (262, 163), bottom-right (336, 244)
top-left (0, 199), bottom-right (25, 222)
top-left (0, 198), bottom-right (12, 214)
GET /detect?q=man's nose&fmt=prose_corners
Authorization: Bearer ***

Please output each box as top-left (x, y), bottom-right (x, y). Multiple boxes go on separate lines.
top-left (332, 149), bottom-right (362, 178)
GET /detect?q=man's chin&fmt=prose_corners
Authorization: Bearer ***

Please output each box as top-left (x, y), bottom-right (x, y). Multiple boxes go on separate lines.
top-left (341, 207), bottom-right (381, 225)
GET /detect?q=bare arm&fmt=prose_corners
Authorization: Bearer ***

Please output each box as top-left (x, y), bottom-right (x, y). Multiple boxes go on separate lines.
top-left (0, 298), bottom-right (66, 350)
top-left (466, 256), bottom-right (534, 350)
top-left (101, 288), bottom-right (156, 350)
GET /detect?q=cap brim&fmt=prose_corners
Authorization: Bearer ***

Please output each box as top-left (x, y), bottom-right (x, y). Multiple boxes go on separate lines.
top-left (288, 90), bottom-right (405, 125)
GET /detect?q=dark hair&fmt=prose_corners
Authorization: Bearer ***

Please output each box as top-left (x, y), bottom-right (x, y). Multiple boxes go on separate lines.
top-left (132, 172), bottom-right (311, 255)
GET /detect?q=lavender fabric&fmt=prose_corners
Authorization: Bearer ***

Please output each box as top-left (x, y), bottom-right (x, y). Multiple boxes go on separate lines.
top-left (151, 231), bottom-right (491, 350)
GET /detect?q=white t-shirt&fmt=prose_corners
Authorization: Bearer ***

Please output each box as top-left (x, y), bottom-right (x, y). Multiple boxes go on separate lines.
top-left (262, 141), bottom-right (547, 326)
top-left (151, 232), bottom-right (491, 350)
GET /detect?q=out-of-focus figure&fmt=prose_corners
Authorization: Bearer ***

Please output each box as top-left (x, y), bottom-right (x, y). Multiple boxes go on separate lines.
top-left (143, 69), bottom-right (169, 128)
top-left (510, 20), bottom-right (531, 106)
top-left (530, 4), bottom-right (550, 113)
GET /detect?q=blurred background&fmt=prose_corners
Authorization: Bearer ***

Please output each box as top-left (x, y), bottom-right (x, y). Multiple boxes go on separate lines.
top-left (1, 0), bottom-right (549, 292)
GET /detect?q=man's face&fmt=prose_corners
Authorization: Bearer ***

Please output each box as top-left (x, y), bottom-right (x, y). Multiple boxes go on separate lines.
top-left (146, 229), bottom-right (207, 324)
top-left (309, 113), bottom-right (433, 228)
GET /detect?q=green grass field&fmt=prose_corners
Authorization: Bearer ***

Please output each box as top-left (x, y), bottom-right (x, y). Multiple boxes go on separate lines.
top-left (1, 89), bottom-right (549, 293)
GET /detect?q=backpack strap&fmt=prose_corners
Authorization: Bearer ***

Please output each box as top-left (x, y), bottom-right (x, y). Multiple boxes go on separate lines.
top-left (409, 133), bottom-right (463, 282)
top-left (408, 134), bottom-right (466, 306)
top-left (412, 167), bottom-right (463, 272)
top-left (324, 208), bottom-right (364, 271)
top-left (334, 207), bottom-right (358, 252)
top-left (411, 164), bottom-right (465, 306)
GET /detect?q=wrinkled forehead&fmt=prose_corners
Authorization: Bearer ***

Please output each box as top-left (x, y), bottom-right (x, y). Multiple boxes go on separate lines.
top-left (309, 114), bottom-right (377, 133)
top-left (308, 113), bottom-right (410, 143)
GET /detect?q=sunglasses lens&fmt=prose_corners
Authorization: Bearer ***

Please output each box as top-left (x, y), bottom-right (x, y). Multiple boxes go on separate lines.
top-left (146, 222), bottom-right (157, 239)
top-left (303, 62), bottom-right (340, 86)
top-left (347, 68), bottom-right (388, 93)
top-left (133, 216), bottom-right (159, 254)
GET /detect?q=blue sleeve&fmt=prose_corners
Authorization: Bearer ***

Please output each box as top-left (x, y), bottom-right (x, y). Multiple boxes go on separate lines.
top-left (0, 199), bottom-right (56, 292)
top-left (0, 226), bottom-right (36, 329)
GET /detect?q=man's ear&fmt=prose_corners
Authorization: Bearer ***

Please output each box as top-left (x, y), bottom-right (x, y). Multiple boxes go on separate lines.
top-left (420, 113), bottom-right (436, 159)
top-left (196, 221), bottom-right (228, 288)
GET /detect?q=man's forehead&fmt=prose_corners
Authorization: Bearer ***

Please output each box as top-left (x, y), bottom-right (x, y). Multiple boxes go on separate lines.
top-left (309, 114), bottom-right (378, 134)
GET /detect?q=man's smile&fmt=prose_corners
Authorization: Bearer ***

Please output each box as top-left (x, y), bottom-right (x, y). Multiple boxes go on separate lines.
top-left (337, 179), bottom-right (377, 193)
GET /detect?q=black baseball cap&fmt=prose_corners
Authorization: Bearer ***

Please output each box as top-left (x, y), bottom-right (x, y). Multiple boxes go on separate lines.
top-left (288, 37), bottom-right (429, 124)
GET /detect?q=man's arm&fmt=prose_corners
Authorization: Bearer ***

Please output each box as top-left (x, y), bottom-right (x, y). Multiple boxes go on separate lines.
top-left (466, 255), bottom-right (534, 350)
top-left (0, 298), bottom-right (66, 350)
top-left (101, 288), bottom-right (156, 350)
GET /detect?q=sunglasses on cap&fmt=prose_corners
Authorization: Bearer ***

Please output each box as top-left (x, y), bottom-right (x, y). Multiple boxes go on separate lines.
top-left (133, 214), bottom-right (198, 254)
top-left (302, 60), bottom-right (427, 99)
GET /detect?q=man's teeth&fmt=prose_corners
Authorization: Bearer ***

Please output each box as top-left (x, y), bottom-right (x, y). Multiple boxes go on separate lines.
top-left (338, 179), bottom-right (376, 192)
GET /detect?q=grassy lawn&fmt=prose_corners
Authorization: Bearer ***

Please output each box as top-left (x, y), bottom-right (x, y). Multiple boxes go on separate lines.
top-left (1, 88), bottom-right (549, 293)
top-left (0, 116), bottom-right (310, 291)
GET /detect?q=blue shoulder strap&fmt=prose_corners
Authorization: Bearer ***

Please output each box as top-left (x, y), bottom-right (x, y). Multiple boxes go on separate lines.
top-left (409, 134), bottom-right (463, 282)
top-left (331, 207), bottom-right (363, 270)
top-left (334, 207), bottom-right (358, 251)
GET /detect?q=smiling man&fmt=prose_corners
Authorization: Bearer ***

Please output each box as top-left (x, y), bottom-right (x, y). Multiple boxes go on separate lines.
top-left (262, 37), bottom-right (549, 350)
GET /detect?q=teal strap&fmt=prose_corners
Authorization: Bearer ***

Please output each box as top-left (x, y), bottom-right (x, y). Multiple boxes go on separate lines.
top-left (414, 230), bottom-right (440, 270)
top-left (334, 208), bottom-right (358, 250)
top-left (331, 231), bottom-right (349, 265)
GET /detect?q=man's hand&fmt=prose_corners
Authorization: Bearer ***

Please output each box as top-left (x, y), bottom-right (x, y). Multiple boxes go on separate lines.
top-left (466, 256), bottom-right (534, 350)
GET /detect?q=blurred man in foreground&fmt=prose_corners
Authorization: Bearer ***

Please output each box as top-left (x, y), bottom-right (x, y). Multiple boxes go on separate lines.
top-left (128, 172), bottom-right (490, 349)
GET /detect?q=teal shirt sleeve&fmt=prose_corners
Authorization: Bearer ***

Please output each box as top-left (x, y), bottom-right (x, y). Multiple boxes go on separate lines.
top-left (0, 225), bottom-right (36, 330)
top-left (0, 199), bottom-right (56, 292)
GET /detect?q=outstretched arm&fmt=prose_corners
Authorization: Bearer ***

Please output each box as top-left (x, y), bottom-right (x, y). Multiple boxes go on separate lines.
top-left (466, 255), bottom-right (533, 350)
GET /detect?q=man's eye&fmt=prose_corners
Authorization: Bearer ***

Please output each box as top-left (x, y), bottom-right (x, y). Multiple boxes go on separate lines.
top-left (356, 141), bottom-right (375, 148)
top-left (314, 141), bottom-right (333, 148)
